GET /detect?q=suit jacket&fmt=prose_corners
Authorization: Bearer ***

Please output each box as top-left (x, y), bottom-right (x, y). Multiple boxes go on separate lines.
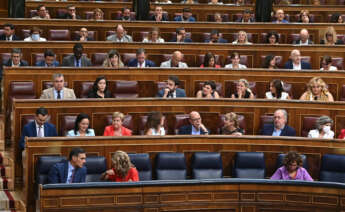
top-left (236, 17), bottom-right (255, 23)
top-left (260, 124), bottom-right (296, 136)
top-left (204, 38), bottom-right (228, 43)
top-left (173, 15), bottom-right (196, 22)
top-left (128, 59), bottom-right (156, 67)
top-left (61, 55), bottom-right (92, 67)
top-left (47, 160), bottom-right (86, 184)
top-left (40, 87), bottom-right (76, 100)
top-left (4, 59), bottom-right (28, 67)
top-left (178, 125), bottom-right (209, 135)
top-left (19, 121), bottom-right (58, 150)
top-left (284, 60), bottom-right (311, 70)
top-left (74, 35), bottom-right (94, 41)
top-left (106, 34), bottom-right (133, 42)
top-left (169, 37), bottom-right (193, 43)
top-left (60, 13), bottom-right (81, 19)
top-left (293, 39), bottom-right (313, 45)
top-left (0, 34), bottom-right (21, 41)
top-left (35, 60), bottom-right (59, 67)
top-left (150, 14), bottom-right (169, 21)
top-left (157, 88), bottom-right (186, 97)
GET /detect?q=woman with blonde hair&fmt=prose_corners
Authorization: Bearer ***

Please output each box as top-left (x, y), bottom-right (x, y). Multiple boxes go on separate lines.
top-left (221, 112), bottom-right (244, 136)
top-left (101, 151), bottom-right (139, 182)
top-left (93, 8), bottom-right (104, 20)
top-left (299, 77), bottom-right (334, 102)
top-left (232, 31), bottom-right (252, 44)
top-left (142, 27), bottom-right (165, 43)
top-left (320, 27), bottom-right (344, 45)
top-left (231, 79), bottom-right (255, 99)
top-left (102, 49), bottom-right (124, 68)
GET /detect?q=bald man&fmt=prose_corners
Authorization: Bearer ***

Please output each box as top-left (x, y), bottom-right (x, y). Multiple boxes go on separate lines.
top-left (160, 51), bottom-right (188, 68)
top-left (293, 29), bottom-right (313, 45)
top-left (106, 24), bottom-right (133, 42)
top-left (284, 49), bottom-right (311, 70)
top-left (178, 111), bottom-right (209, 135)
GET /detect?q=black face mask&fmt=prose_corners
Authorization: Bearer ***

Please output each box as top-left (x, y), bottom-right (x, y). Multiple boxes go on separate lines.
top-left (123, 16), bottom-right (130, 20)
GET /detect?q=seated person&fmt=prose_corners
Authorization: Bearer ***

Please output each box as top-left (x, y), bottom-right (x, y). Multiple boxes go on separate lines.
top-left (145, 111), bottom-right (166, 135)
top-left (200, 52), bottom-right (221, 68)
top-left (40, 73), bottom-right (76, 100)
top-left (196, 81), bottom-right (220, 99)
top-left (231, 78), bottom-right (254, 99)
top-left (273, 9), bottom-right (289, 23)
top-left (330, 13), bottom-right (343, 23)
top-left (225, 52), bottom-right (247, 69)
top-left (36, 49), bottom-right (59, 67)
top-left (120, 8), bottom-right (134, 21)
top-left (101, 151), bottom-right (139, 182)
top-left (0, 23), bottom-right (20, 41)
top-left (262, 55), bottom-right (278, 69)
top-left (143, 27), bottom-right (165, 43)
top-left (157, 75), bottom-right (186, 98)
top-left (178, 111), bottom-right (210, 135)
top-left (170, 27), bottom-right (193, 43)
top-left (220, 112), bottom-right (244, 136)
top-left (128, 48), bottom-right (155, 67)
top-left (156, 0), bottom-right (172, 3)
top-left (4, 48), bottom-right (28, 67)
top-left (106, 24), bottom-right (133, 42)
top-left (92, 8), bottom-right (104, 20)
top-left (320, 26), bottom-right (344, 45)
top-left (265, 79), bottom-right (290, 100)
top-left (298, 10), bottom-right (311, 23)
top-left (204, 29), bottom-right (227, 43)
top-left (232, 31), bottom-right (252, 44)
top-left (32, 5), bottom-right (50, 19)
top-left (320, 55), bottom-right (337, 71)
top-left (209, 0), bottom-right (223, 4)
top-left (151, 6), bottom-right (168, 21)
top-left (180, 0), bottom-right (197, 4)
top-left (160, 51), bottom-right (188, 68)
top-left (61, 5), bottom-right (80, 19)
top-left (213, 12), bottom-right (223, 23)
top-left (271, 151), bottom-right (313, 181)
top-left (75, 27), bottom-right (93, 41)
top-left (102, 49), bottom-right (124, 68)
top-left (293, 29), bottom-right (313, 45)
top-left (61, 43), bottom-right (92, 67)
top-left (48, 147), bottom-right (87, 183)
top-left (24, 26), bottom-right (46, 41)
top-left (284, 49), bottom-right (311, 70)
top-left (266, 31), bottom-right (279, 44)
top-left (308, 116), bottom-right (334, 139)
top-left (103, 112), bottom-right (132, 136)
top-left (261, 109), bottom-right (296, 136)
top-left (235, 0), bottom-right (245, 5)
top-left (236, 9), bottom-right (254, 22)
top-left (173, 8), bottom-right (196, 22)
top-left (299, 77), bottom-right (334, 102)
top-left (67, 113), bottom-right (95, 136)
top-left (88, 76), bottom-right (112, 98)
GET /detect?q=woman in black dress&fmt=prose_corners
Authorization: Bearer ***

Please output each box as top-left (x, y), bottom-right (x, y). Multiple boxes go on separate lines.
top-left (88, 76), bottom-right (112, 98)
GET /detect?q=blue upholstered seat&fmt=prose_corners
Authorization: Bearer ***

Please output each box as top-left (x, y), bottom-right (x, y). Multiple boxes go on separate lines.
top-left (155, 153), bottom-right (187, 180)
top-left (233, 152), bottom-right (265, 179)
top-left (191, 152), bottom-right (223, 179)
top-left (128, 153), bottom-right (152, 181)
top-left (85, 156), bottom-right (107, 182)
top-left (320, 154), bottom-right (345, 183)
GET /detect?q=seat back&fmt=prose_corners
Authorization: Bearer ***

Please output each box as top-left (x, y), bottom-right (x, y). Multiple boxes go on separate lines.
top-left (72, 30), bottom-right (96, 41)
top-left (0, 53), bottom-right (11, 64)
top-left (48, 29), bottom-right (71, 41)
top-left (276, 153), bottom-right (308, 169)
top-left (9, 81), bottom-right (36, 99)
top-left (128, 153), bottom-right (152, 181)
top-left (174, 114), bottom-right (190, 135)
top-left (91, 53), bottom-right (107, 66)
top-left (59, 115), bottom-right (77, 136)
top-left (36, 156), bottom-right (66, 185)
top-left (320, 154), bottom-right (345, 183)
top-left (113, 81), bottom-right (139, 98)
top-left (85, 156), bottom-right (107, 182)
top-left (191, 152), bottom-right (223, 179)
top-left (301, 116), bottom-right (319, 137)
top-left (155, 152), bottom-right (187, 180)
top-left (233, 152), bottom-right (265, 179)
top-left (74, 81), bottom-right (93, 98)
top-left (121, 53), bottom-right (136, 66)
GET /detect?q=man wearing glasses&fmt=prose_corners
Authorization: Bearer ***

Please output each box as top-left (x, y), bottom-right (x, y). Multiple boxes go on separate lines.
top-left (62, 5), bottom-right (80, 19)
top-left (178, 111), bottom-right (209, 135)
top-left (32, 5), bottom-right (50, 19)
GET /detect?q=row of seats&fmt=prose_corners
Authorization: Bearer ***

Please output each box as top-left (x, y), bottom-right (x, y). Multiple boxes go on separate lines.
top-left (36, 152), bottom-right (345, 183)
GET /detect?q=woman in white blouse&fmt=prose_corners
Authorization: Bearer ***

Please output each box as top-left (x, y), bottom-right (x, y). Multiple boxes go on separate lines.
top-left (225, 52), bottom-right (247, 69)
top-left (142, 27), bottom-right (165, 43)
top-left (308, 116), bottom-right (334, 139)
top-left (232, 31), bottom-right (252, 45)
top-left (145, 111), bottom-right (166, 136)
top-left (265, 79), bottom-right (290, 100)
top-left (67, 113), bottom-right (95, 137)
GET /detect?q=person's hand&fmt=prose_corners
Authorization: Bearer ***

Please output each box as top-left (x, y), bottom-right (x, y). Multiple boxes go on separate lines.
top-left (156, 14), bottom-right (162, 21)
top-left (176, 34), bottom-right (183, 42)
top-left (46, 13), bottom-right (51, 19)
top-left (206, 93), bottom-right (213, 98)
top-left (208, 40), bottom-right (213, 44)
top-left (200, 124), bottom-right (208, 133)
top-left (164, 88), bottom-right (170, 95)
top-left (71, 12), bottom-right (76, 19)
top-left (106, 169), bottom-right (114, 175)
top-left (232, 132), bottom-right (242, 136)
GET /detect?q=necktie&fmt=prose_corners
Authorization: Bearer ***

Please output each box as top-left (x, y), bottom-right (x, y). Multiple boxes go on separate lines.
top-left (69, 169), bottom-right (75, 183)
top-left (76, 60), bottom-right (80, 67)
top-left (37, 126), bottom-right (43, 137)
top-left (57, 90), bottom-right (61, 99)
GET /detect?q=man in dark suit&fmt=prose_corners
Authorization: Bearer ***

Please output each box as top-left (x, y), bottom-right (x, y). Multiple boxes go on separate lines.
top-left (0, 23), bottom-right (21, 41)
top-left (61, 5), bottom-right (80, 19)
top-left (204, 29), bottom-right (228, 43)
top-left (48, 147), bottom-right (87, 184)
top-left (74, 27), bottom-right (94, 41)
top-left (284, 49), bottom-right (311, 70)
top-left (19, 107), bottom-right (58, 151)
top-left (236, 9), bottom-right (255, 23)
top-left (178, 111), bottom-right (210, 135)
top-left (151, 6), bottom-right (169, 21)
top-left (4, 48), bottom-right (28, 67)
top-left (157, 75), bottom-right (186, 98)
top-left (261, 109), bottom-right (296, 136)
top-left (61, 43), bottom-right (92, 67)
top-left (36, 49), bottom-right (59, 67)
top-left (128, 48), bottom-right (155, 67)
top-left (170, 28), bottom-right (193, 43)
top-left (292, 29), bottom-right (313, 45)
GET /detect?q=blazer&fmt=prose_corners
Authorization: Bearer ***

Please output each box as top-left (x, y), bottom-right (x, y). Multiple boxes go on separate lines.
top-left (178, 125), bottom-right (209, 135)
top-left (61, 55), bottom-right (92, 67)
top-left (0, 34), bottom-right (21, 41)
top-left (173, 15), bottom-right (196, 22)
top-left (284, 60), bottom-right (311, 70)
top-left (293, 39), bottom-right (314, 45)
top-left (4, 59), bottom-right (28, 67)
top-left (169, 37), bottom-right (193, 43)
top-left (160, 60), bottom-right (188, 68)
top-left (236, 17), bottom-right (255, 23)
top-left (150, 14), bottom-right (169, 21)
top-left (19, 121), bottom-right (58, 150)
top-left (87, 90), bottom-right (112, 98)
top-left (157, 88), bottom-right (186, 97)
top-left (103, 125), bottom-right (132, 136)
top-left (40, 87), bottom-right (76, 100)
top-left (204, 38), bottom-right (228, 43)
top-left (128, 59), bottom-right (156, 67)
top-left (35, 60), bottom-right (59, 67)
top-left (74, 35), bottom-right (94, 41)
top-left (47, 160), bottom-right (86, 184)
top-left (260, 124), bottom-right (296, 136)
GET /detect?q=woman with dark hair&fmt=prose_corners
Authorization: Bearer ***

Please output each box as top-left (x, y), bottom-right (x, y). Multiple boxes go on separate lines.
top-left (196, 80), bottom-right (220, 99)
top-left (330, 13), bottom-right (343, 23)
top-left (265, 79), bottom-right (290, 100)
top-left (271, 151), bottom-right (313, 181)
top-left (88, 76), bottom-right (112, 98)
top-left (102, 49), bottom-right (124, 68)
top-left (67, 113), bottom-right (95, 136)
top-left (200, 52), bottom-right (221, 68)
top-left (225, 52), bottom-right (247, 69)
top-left (262, 55), bottom-right (278, 69)
top-left (298, 10), bottom-right (311, 23)
top-left (266, 31), bottom-right (279, 44)
top-left (145, 111), bottom-right (166, 135)
top-left (320, 55), bottom-right (337, 71)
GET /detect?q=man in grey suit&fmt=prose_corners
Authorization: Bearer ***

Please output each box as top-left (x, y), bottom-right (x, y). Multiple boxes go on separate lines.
top-left (160, 51), bottom-right (188, 68)
top-left (40, 73), bottom-right (76, 100)
top-left (61, 43), bottom-right (92, 67)
top-left (106, 24), bottom-right (133, 42)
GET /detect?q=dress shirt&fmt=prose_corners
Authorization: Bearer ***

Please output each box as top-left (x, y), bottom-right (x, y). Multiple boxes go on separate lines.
top-left (138, 60), bottom-right (146, 68)
top-left (292, 63), bottom-right (302, 70)
top-left (299, 40), bottom-right (309, 45)
top-left (167, 90), bottom-right (176, 98)
top-left (11, 61), bottom-right (20, 67)
top-left (35, 122), bottom-right (45, 137)
top-left (53, 89), bottom-right (64, 100)
top-left (191, 126), bottom-right (201, 135)
top-left (74, 58), bottom-right (82, 67)
top-left (66, 162), bottom-right (75, 183)
top-left (6, 35), bottom-right (13, 41)
top-left (272, 128), bottom-right (282, 136)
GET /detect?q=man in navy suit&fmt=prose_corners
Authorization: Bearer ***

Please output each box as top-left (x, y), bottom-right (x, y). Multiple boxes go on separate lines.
top-left (157, 75), bottom-right (186, 98)
top-left (261, 109), bottom-right (296, 136)
top-left (204, 29), bottom-right (228, 43)
top-left (48, 147), bottom-right (87, 184)
top-left (4, 48), bottom-right (28, 67)
top-left (178, 111), bottom-right (210, 135)
top-left (128, 48), bottom-right (155, 67)
top-left (36, 49), bottom-right (59, 67)
top-left (173, 8), bottom-right (196, 22)
top-left (284, 49), bottom-right (311, 70)
top-left (170, 28), bottom-right (193, 43)
top-left (0, 23), bottom-right (21, 41)
top-left (236, 9), bottom-right (255, 23)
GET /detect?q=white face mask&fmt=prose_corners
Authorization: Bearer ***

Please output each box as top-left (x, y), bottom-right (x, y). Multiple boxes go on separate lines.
top-left (32, 34), bottom-right (40, 41)
top-left (323, 125), bottom-right (331, 133)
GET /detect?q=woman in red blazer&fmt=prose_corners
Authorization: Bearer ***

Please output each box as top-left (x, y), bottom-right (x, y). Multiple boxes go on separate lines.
top-left (103, 112), bottom-right (132, 136)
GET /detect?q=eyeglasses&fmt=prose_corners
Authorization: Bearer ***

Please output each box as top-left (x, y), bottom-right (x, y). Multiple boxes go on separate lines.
top-left (191, 118), bottom-right (201, 122)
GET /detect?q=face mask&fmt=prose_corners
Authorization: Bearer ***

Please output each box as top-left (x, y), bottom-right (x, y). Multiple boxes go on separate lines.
top-left (323, 125), bottom-right (331, 133)
top-left (32, 34), bottom-right (40, 41)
